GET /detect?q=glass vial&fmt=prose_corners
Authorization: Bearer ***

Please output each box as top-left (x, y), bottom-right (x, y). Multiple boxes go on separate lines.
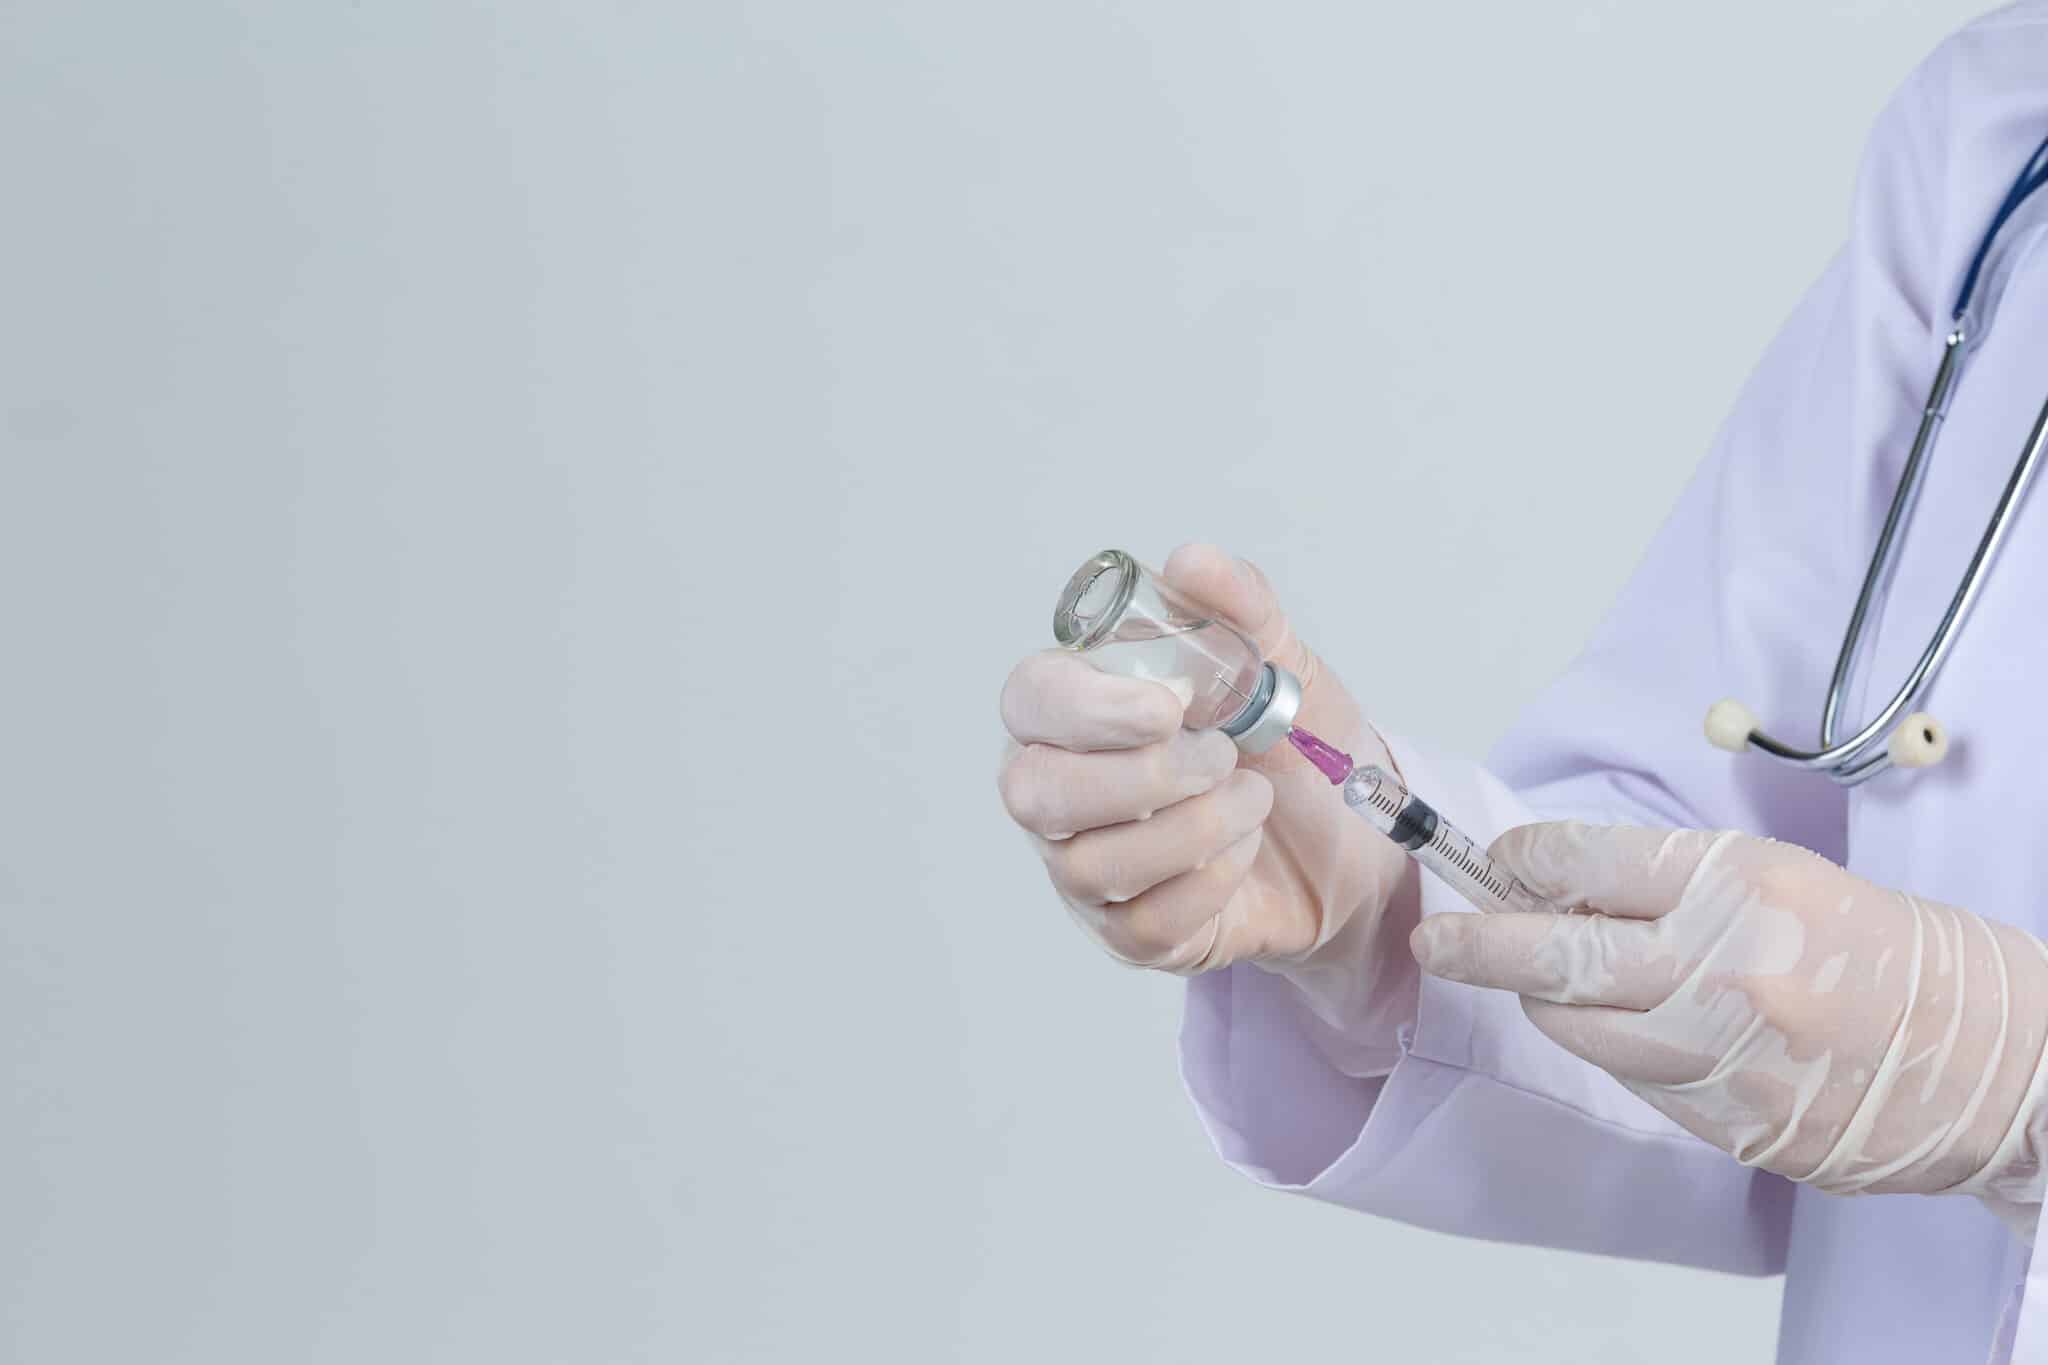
top-left (1051, 549), bottom-right (1300, 751)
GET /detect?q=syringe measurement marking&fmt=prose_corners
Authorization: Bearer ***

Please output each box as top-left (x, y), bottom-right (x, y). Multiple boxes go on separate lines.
top-left (1353, 779), bottom-right (1514, 900)
top-left (1429, 829), bottom-right (1511, 898)
top-left (1302, 735), bottom-right (1547, 914)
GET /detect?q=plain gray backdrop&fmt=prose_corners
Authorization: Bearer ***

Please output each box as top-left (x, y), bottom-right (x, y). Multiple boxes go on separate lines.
top-left (0, 2), bottom-right (1995, 1361)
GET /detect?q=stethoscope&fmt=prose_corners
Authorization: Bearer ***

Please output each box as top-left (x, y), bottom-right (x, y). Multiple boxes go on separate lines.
top-left (1704, 131), bottom-right (2048, 785)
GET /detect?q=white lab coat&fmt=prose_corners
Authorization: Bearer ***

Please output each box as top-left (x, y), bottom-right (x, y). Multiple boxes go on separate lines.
top-left (1180, 7), bottom-right (2048, 1360)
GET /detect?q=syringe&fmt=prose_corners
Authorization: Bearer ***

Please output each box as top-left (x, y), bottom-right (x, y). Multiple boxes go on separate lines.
top-left (1288, 726), bottom-right (1559, 915)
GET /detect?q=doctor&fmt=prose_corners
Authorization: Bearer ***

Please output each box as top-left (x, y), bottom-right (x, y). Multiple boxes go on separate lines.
top-left (998, 7), bottom-right (2048, 1361)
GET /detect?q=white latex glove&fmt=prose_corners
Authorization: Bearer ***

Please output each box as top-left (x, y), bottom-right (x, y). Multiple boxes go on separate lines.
top-left (998, 545), bottom-right (1419, 1068)
top-left (1411, 823), bottom-right (2048, 1228)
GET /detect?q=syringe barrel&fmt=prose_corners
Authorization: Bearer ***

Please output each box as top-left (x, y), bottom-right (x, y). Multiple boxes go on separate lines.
top-left (1341, 764), bottom-right (1558, 915)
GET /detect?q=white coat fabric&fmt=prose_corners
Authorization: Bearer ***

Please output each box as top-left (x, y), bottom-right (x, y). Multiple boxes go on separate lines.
top-left (1179, 7), bottom-right (2048, 1360)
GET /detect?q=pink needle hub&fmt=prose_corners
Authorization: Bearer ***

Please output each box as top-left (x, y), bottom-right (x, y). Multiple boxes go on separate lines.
top-left (1287, 726), bottom-right (1354, 785)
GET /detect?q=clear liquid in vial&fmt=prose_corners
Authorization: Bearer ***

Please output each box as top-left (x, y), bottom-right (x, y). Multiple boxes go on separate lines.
top-left (1088, 619), bottom-right (1264, 730)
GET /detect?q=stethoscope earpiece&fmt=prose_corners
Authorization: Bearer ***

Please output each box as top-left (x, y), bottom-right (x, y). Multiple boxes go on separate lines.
top-left (1886, 713), bottom-right (1949, 769)
top-left (1704, 699), bottom-right (1759, 754)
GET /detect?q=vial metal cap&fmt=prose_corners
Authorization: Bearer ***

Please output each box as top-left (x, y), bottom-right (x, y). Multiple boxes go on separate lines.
top-left (1221, 662), bottom-right (1301, 754)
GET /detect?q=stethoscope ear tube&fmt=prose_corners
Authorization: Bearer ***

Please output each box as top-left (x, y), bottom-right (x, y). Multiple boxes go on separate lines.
top-left (1705, 362), bottom-right (2048, 786)
top-left (1707, 132), bottom-right (2048, 787)
top-left (1705, 700), bottom-right (1947, 778)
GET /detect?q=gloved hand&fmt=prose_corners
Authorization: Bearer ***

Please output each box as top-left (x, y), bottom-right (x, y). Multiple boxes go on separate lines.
top-left (998, 545), bottom-right (1420, 1065)
top-left (1411, 823), bottom-right (2048, 1226)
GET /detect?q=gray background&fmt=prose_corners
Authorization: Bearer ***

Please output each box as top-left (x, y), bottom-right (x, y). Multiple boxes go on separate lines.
top-left (0, 2), bottom-right (1989, 1362)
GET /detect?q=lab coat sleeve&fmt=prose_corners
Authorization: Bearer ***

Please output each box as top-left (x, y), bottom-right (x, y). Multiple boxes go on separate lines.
top-left (1179, 24), bottom-right (1980, 1273)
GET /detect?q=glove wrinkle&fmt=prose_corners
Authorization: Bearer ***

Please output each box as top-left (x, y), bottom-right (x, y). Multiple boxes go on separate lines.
top-left (1451, 823), bottom-right (2048, 1223)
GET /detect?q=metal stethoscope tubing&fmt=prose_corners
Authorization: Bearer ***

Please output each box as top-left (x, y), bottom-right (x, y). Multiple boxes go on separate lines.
top-left (1706, 130), bottom-right (2048, 786)
top-left (1705, 327), bottom-right (2048, 785)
